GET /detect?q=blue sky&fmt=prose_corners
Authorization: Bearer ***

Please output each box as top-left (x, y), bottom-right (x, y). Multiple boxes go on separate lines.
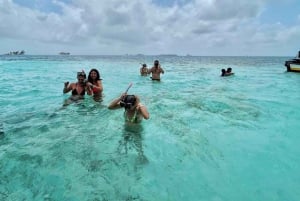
top-left (0, 0), bottom-right (299, 56)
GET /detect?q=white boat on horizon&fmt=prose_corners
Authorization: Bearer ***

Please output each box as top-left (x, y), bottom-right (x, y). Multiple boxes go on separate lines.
top-left (285, 51), bottom-right (300, 73)
top-left (59, 52), bottom-right (70, 55)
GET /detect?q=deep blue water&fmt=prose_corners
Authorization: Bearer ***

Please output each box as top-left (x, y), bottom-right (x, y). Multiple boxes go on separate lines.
top-left (0, 55), bottom-right (299, 201)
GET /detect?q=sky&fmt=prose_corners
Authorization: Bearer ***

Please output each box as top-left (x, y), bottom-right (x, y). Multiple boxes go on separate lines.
top-left (0, 0), bottom-right (299, 56)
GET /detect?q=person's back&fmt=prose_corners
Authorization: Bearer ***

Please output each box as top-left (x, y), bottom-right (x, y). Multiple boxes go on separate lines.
top-left (148, 60), bottom-right (164, 81)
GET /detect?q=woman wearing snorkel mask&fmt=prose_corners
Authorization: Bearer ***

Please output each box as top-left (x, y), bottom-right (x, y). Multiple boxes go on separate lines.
top-left (108, 94), bottom-right (149, 123)
top-left (63, 71), bottom-right (91, 104)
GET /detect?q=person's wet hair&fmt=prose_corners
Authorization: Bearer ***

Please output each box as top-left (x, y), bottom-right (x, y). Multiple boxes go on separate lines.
top-left (120, 95), bottom-right (136, 109)
top-left (88, 68), bottom-right (101, 82)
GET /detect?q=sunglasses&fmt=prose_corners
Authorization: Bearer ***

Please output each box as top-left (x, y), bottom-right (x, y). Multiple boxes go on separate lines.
top-left (77, 72), bottom-right (86, 77)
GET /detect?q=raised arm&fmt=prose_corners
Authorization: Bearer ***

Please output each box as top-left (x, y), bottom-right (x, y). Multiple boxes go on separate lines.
top-left (96, 80), bottom-right (103, 92)
top-left (148, 67), bottom-right (153, 74)
top-left (135, 96), bottom-right (150, 119)
top-left (63, 82), bottom-right (72, 94)
top-left (108, 94), bottom-right (125, 109)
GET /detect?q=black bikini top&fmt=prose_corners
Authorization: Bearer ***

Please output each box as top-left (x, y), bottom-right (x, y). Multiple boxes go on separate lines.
top-left (72, 84), bottom-right (85, 96)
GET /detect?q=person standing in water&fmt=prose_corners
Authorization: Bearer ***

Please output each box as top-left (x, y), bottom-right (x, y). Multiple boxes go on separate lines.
top-left (86, 68), bottom-right (103, 102)
top-left (226, 67), bottom-right (234, 76)
top-left (148, 60), bottom-right (164, 81)
top-left (63, 71), bottom-right (90, 105)
top-left (108, 93), bottom-right (149, 123)
top-left (140, 64), bottom-right (148, 76)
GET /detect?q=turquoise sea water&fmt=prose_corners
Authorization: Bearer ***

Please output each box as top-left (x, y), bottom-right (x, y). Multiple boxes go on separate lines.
top-left (0, 55), bottom-right (299, 201)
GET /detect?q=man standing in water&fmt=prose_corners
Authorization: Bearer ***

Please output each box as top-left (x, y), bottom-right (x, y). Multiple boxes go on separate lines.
top-left (148, 60), bottom-right (164, 81)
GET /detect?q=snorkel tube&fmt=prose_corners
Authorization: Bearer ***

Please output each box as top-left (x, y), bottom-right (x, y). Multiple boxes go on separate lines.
top-left (119, 82), bottom-right (133, 109)
top-left (124, 82), bottom-right (133, 94)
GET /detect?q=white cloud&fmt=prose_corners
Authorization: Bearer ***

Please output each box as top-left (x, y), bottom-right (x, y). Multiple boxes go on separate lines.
top-left (0, 0), bottom-right (299, 55)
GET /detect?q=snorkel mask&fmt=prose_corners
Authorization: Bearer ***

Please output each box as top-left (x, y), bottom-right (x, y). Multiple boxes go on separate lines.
top-left (120, 95), bottom-right (136, 109)
top-left (77, 71), bottom-right (86, 79)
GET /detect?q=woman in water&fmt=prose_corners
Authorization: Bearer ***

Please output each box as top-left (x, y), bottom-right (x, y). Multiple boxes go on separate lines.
top-left (140, 64), bottom-right (148, 76)
top-left (63, 71), bottom-right (90, 105)
top-left (108, 94), bottom-right (149, 123)
top-left (86, 68), bottom-right (103, 101)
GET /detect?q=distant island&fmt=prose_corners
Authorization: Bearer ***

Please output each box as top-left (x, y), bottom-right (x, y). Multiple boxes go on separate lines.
top-left (4, 50), bottom-right (25, 55)
top-left (59, 52), bottom-right (70, 55)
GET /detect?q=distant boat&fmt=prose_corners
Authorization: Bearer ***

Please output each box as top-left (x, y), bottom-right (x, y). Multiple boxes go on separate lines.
top-left (59, 52), bottom-right (70, 55)
top-left (284, 51), bottom-right (300, 73)
top-left (159, 54), bottom-right (178, 57)
top-left (4, 50), bottom-right (25, 55)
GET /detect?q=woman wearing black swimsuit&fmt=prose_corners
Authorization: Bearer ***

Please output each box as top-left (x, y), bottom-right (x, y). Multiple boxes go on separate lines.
top-left (63, 71), bottom-right (91, 104)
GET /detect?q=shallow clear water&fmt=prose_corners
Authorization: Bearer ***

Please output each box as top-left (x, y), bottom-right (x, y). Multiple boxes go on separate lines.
top-left (0, 55), bottom-right (299, 201)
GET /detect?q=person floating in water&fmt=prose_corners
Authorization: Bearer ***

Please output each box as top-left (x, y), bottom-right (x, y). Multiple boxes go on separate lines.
top-left (63, 71), bottom-right (90, 105)
top-left (86, 68), bottom-right (103, 102)
top-left (226, 67), bottom-right (234, 75)
top-left (108, 93), bottom-right (149, 123)
top-left (140, 64), bottom-right (148, 76)
top-left (148, 60), bottom-right (164, 81)
top-left (221, 67), bottom-right (234, 76)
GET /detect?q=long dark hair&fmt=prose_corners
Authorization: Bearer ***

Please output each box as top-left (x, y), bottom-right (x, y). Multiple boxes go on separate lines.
top-left (88, 69), bottom-right (102, 82)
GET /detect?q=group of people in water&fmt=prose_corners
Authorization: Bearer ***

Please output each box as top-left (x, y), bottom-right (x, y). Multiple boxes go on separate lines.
top-left (63, 68), bottom-right (103, 104)
top-left (221, 67), bottom-right (234, 76)
top-left (63, 60), bottom-right (235, 124)
top-left (139, 60), bottom-right (165, 80)
top-left (63, 60), bottom-right (165, 124)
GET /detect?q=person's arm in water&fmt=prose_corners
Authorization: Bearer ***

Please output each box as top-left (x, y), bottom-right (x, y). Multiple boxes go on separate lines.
top-left (137, 103), bottom-right (149, 119)
top-left (86, 83), bottom-right (93, 95)
top-left (160, 65), bottom-right (164, 74)
top-left (147, 67), bottom-right (153, 74)
top-left (135, 96), bottom-right (150, 119)
top-left (94, 80), bottom-right (103, 92)
top-left (108, 94), bottom-right (125, 109)
top-left (87, 80), bottom-right (103, 93)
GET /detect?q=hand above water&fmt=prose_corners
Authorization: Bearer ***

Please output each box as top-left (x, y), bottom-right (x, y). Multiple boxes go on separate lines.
top-left (64, 81), bottom-right (69, 87)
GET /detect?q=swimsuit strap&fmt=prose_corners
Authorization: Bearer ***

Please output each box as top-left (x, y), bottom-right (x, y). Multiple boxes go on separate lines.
top-left (124, 109), bottom-right (138, 123)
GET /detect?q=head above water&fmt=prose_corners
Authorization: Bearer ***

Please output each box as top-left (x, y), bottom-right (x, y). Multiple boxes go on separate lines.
top-left (77, 71), bottom-right (86, 79)
top-left (154, 60), bottom-right (159, 66)
top-left (221, 69), bottom-right (226, 76)
top-left (142, 64), bottom-right (147, 67)
top-left (120, 95), bottom-right (136, 109)
top-left (88, 68), bottom-right (101, 81)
